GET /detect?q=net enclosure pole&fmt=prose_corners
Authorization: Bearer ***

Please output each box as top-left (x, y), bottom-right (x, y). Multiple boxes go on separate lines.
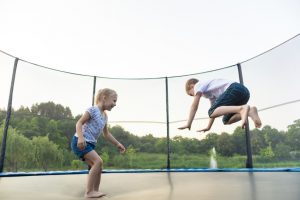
top-left (0, 58), bottom-right (19, 172)
top-left (165, 77), bottom-right (171, 169)
top-left (237, 63), bottom-right (253, 168)
top-left (92, 76), bottom-right (97, 106)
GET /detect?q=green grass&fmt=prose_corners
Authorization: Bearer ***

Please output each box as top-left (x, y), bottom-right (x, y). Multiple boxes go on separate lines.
top-left (107, 153), bottom-right (300, 169)
top-left (170, 154), bottom-right (210, 168)
top-left (5, 153), bottom-right (300, 172)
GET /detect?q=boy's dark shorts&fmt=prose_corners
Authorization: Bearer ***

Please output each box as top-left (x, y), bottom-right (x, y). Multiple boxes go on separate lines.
top-left (71, 135), bottom-right (95, 161)
top-left (208, 82), bottom-right (250, 124)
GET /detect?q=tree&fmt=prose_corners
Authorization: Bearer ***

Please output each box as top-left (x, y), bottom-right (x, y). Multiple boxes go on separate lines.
top-left (31, 102), bottom-right (73, 120)
top-left (184, 138), bottom-right (201, 154)
top-left (262, 125), bottom-right (285, 149)
top-left (260, 143), bottom-right (275, 161)
top-left (140, 134), bottom-right (156, 153)
top-left (171, 136), bottom-right (186, 154)
top-left (32, 136), bottom-right (63, 171)
top-left (154, 137), bottom-right (167, 153)
top-left (0, 126), bottom-right (33, 171)
top-left (231, 127), bottom-right (247, 155)
top-left (286, 119), bottom-right (300, 151)
top-left (201, 132), bottom-right (218, 153)
top-left (216, 132), bottom-right (234, 156)
top-left (109, 125), bottom-right (141, 150)
top-left (250, 128), bottom-right (267, 155)
top-left (0, 110), bottom-right (6, 126)
top-left (126, 145), bottom-right (137, 168)
top-left (57, 119), bottom-right (76, 150)
top-left (274, 143), bottom-right (291, 159)
top-left (46, 120), bottom-right (68, 149)
top-left (30, 117), bottom-right (48, 137)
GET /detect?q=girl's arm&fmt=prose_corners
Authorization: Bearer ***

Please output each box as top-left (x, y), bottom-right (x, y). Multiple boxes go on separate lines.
top-left (75, 111), bottom-right (90, 150)
top-left (102, 118), bottom-right (126, 153)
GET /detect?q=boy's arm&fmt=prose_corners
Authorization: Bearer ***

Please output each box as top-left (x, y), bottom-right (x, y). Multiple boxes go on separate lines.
top-left (197, 99), bottom-right (215, 132)
top-left (197, 117), bottom-right (215, 132)
top-left (178, 92), bottom-right (202, 130)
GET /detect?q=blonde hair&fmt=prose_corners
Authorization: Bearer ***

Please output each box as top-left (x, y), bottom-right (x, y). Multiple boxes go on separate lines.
top-left (95, 88), bottom-right (117, 104)
top-left (185, 78), bottom-right (199, 94)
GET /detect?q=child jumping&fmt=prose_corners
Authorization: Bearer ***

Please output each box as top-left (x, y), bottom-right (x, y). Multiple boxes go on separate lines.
top-left (71, 88), bottom-right (126, 198)
top-left (178, 78), bottom-right (262, 132)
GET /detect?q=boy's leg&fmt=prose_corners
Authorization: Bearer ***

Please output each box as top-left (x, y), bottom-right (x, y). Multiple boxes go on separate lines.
top-left (209, 83), bottom-right (250, 127)
top-left (248, 106), bottom-right (262, 128)
top-left (221, 106), bottom-right (262, 128)
top-left (224, 113), bottom-right (241, 125)
top-left (210, 105), bottom-right (250, 128)
top-left (83, 150), bottom-right (105, 198)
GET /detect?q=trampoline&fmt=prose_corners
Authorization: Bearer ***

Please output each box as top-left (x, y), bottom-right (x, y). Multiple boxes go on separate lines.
top-left (1, 169), bottom-right (300, 200)
top-left (1, 35), bottom-right (300, 200)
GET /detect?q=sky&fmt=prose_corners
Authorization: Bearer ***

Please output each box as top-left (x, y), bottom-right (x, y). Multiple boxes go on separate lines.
top-left (0, 0), bottom-right (300, 138)
top-left (0, 0), bottom-right (299, 78)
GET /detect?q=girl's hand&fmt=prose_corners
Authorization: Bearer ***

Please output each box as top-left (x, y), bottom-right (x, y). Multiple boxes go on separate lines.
top-left (178, 125), bottom-right (191, 130)
top-left (117, 143), bottom-right (126, 154)
top-left (77, 137), bottom-right (86, 150)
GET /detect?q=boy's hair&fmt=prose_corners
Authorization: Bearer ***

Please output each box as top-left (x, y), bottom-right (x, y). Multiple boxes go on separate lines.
top-left (95, 88), bottom-right (117, 104)
top-left (185, 78), bottom-right (199, 94)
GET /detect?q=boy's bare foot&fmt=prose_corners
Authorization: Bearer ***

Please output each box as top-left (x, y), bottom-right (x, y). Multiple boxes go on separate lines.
top-left (85, 191), bottom-right (106, 198)
top-left (240, 105), bottom-right (250, 128)
top-left (249, 106), bottom-right (262, 128)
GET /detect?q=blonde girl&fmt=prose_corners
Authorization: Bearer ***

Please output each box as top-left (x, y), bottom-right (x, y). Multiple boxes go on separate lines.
top-left (71, 88), bottom-right (126, 198)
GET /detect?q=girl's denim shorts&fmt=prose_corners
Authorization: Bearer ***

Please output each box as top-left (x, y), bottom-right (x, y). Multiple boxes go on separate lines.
top-left (208, 82), bottom-right (250, 124)
top-left (71, 135), bottom-right (95, 161)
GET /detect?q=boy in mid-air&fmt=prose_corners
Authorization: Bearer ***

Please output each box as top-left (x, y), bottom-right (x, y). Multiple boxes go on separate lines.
top-left (178, 78), bottom-right (262, 132)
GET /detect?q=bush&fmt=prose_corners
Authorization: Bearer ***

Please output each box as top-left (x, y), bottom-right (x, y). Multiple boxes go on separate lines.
top-left (290, 151), bottom-right (300, 159)
top-left (274, 143), bottom-right (291, 159)
top-left (71, 160), bottom-right (85, 170)
top-left (259, 146), bottom-right (275, 161)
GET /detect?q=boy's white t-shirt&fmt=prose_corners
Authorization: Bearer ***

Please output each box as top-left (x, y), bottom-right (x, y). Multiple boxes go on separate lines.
top-left (194, 79), bottom-right (234, 103)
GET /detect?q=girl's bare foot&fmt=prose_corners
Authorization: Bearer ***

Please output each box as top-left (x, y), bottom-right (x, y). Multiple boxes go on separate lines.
top-left (85, 191), bottom-right (106, 198)
top-left (249, 106), bottom-right (262, 128)
top-left (240, 105), bottom-right (250, 128)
